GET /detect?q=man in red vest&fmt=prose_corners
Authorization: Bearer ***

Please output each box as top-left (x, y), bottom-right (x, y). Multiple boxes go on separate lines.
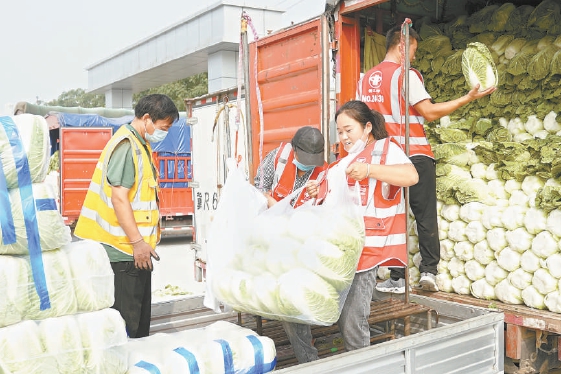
top-left (358, 25), bottom-right (495, 293)
top-left (254, 126), bottom-right (327, 364)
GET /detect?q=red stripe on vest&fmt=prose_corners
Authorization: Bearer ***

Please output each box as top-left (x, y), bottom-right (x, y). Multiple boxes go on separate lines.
top-left (272, 143), bottom-right (326, 208)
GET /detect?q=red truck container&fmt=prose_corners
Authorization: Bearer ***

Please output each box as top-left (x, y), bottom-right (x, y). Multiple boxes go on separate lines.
top-left (36, 111), bottom-right (194, 238)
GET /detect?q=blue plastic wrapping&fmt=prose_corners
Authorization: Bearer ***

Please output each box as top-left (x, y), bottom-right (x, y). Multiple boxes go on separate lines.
top-left (58, 113), bottom-right (191, 154)
top-left (150, 119), bottom-right (191, 153)
top-left (0, 117), bottom-right (51, 310)
top-left (58, 113), bottom-right (133, 133)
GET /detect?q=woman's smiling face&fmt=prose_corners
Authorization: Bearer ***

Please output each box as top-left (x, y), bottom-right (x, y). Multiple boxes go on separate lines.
top-left (336, 111), bottom-right (370, 152)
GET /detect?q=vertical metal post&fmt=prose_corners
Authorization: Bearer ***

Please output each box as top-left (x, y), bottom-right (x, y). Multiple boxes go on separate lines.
top-left (242, 15), bottom-right (254, 181)
top-left (321, 14), bottom-right (331, 161)
top-left (403, 22), bottom-right (411, 305)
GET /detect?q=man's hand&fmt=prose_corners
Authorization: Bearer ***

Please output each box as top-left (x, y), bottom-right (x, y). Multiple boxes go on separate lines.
top-left (306, 180), bottom-right (320, 198)
top-left (346, 162), bottom-right (369, 181)
top-left (467, 84), bottom-right (496, 100)
top-left (132, 240), bottom-right (160, 271)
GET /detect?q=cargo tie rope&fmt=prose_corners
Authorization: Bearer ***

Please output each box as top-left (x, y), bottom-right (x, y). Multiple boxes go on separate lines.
top-left (240, 11), bottom-right (266, 188)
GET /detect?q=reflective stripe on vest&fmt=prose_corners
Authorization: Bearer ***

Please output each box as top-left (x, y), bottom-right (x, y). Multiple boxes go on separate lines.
top-left (74, 126), bottom-right (160, 254)
top-left (341, 138), bottom-right (408, 272)
top-left (360, 62), bottom-right (434, 158)
top-left (272, 143), bottom-right (326, 208)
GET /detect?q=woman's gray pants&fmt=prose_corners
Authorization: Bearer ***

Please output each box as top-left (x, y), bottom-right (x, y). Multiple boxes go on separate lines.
top-left (282, 267), bottom-right (377, 363)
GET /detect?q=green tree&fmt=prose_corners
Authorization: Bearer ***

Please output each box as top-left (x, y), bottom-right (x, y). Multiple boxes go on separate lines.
top-left (133, 73), bottom-right (208, 111)
top-left (46, 88), bottom-right (105, 107)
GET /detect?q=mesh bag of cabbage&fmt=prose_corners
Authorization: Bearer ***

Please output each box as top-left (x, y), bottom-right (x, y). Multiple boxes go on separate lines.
top-left (204, 161), bottom-right (365, 326)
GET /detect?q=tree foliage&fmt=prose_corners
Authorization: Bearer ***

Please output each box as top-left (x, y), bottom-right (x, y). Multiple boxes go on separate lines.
top-left (133, 73), bottom-right (208, 111)
top-left (46, 88), bottom-right (105, 108)
top-left (45, 73), bottom-right (208, 111)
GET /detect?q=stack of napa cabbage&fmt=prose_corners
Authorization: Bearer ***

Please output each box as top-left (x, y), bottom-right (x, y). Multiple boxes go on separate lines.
top-left (0, 115), bottom-right (128, 373)
top-left (378, 1), bottom-right (561, 313)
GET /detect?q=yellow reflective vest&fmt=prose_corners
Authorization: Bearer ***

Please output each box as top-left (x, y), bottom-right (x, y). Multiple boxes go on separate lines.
top-left (74, 125), bottom-right (160, 255)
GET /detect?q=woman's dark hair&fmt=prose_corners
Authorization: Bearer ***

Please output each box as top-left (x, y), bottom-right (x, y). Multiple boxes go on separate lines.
top-left (335, 100), bottom-right (388, 140)
top-left (135, 94), bottom-right (179, 123)
top-left (385, 24), bottom-right (420, 52)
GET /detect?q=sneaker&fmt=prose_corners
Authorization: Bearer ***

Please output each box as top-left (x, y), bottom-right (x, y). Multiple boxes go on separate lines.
top-left (376, 278), bottom-right (406, 294)
top-left (418, 272), bottom-right (439, 292)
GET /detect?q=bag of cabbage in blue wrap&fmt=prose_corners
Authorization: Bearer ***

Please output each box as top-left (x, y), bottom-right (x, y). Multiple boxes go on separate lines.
top-left (205, 162), bottom-right (365, 326)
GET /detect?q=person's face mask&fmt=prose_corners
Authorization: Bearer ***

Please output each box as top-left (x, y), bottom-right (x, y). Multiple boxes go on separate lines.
top-left (292, 158), bottom-right (315, 172)
top-left (345, 127), bottom-right (368, 154)
top-left (145, 120), bottom-right (168, 143)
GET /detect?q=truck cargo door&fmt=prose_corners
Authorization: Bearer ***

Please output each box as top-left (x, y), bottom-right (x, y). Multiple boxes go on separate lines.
top-left (337, 15), bottom-right (361, 106)
top-left (59, 127), bottom-right (112, 225)
top-left (249, 18), bottom-right (325, 176)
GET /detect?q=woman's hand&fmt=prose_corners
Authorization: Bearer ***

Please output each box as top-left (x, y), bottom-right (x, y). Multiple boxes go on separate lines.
top-left (346, 162), bottom-right (369, 181)
top-left (264, 192), bottom-right (277, 208)
top-left (306, 180), bottom-right (319, 198)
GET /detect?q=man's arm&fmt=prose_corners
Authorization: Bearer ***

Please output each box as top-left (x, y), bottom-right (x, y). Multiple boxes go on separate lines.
top-left (414, 84), bottom-right (496, 122)
top-left (111, 186), bottom-right (159, 271)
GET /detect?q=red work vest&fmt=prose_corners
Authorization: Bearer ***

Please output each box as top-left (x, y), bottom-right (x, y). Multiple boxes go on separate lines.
top-left (317, 138), bottom-right (408, 272)
top-left (359, 61), bottom-right (434, 158)
top-left (271, 143), bottom-right (327, 208)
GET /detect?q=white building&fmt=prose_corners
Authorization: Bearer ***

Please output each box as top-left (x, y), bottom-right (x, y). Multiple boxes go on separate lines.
top-left (86, 0), bottom-right (329, 108)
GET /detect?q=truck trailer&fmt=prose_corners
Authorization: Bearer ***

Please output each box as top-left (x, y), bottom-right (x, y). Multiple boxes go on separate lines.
top-left (184, 0), bottom-right (561, 372)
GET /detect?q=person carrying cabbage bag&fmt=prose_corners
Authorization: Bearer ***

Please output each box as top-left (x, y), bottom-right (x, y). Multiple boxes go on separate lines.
top-left (74, 94), bottom-right (179, 338)
top-left (253, 125), bottom-right (328, 364)
top-left (305, 100), bottom-right (419, 355)
top-left (358, 25), bottom-right (496, 294)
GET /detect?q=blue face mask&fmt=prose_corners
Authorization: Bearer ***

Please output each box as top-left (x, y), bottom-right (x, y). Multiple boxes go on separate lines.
top-left (145, 121), bottom-right (168, 143)
top-left (293, 158), bottom-right (315, 172)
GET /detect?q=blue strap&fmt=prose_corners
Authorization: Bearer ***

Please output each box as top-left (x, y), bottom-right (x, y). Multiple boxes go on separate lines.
top-left (0, 155), bottom-right (16, 244)
top-left (1, 116), bottom-right (50, 310)
top-left (134, 361), bottom-right (161, 374)
top-left (215, 339), bottom-right (235, 374)
top-left (35, 198), bottom-right (57, 211)
top-left (173, 347), bottom-right (200, 373)
top-left (246, 335), bottom-right (264, 374)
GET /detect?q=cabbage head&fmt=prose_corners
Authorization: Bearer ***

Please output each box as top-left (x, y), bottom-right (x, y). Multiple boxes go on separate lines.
top-left (278, 268), bottom-right (340, 325)
top-left (0, 320), bottom-right (58, 373)
top-left (0, 255), bottom-right (29, 328)
top-left (298, 237), bottom-right (357, 292)
top-left (462, 42), bottom-right (498, 91)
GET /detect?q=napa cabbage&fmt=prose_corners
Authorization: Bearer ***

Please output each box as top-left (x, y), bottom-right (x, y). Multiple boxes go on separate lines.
top-left (1, 183), bottom-right (71, 255)
top-left (462, 42), bottom-right (498, 91)
top-left (63, 240), bottom-right (114, 312)
top-left (452, 275), bottom-right (472, 295)
top-left (508, 268), bottom-right (533, 290)
top-left (495, 279), bottom-right (523, 305)
top-left (278, 269), bottom-right (340, 325)
top-left (77, 308), bottom-right (128, 373)
top-left (0, 255), bottom-right (28, 328)
top-left (0, 320), bottom-right (58, 373)
top-left (470, 278), bottom-right (496, 300)
top-left (39, 315), bottom-right (84, 373)
top-left (26, 249), bottom-right (78, 320)
top-left (298, 237), bottom-right (357, 292)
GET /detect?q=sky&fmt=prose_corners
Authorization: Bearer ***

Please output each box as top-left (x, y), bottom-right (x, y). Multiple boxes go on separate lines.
top-left (0, 0), bottom-right (204, 115)
top-left (0, 0), bottom-right (310, 116)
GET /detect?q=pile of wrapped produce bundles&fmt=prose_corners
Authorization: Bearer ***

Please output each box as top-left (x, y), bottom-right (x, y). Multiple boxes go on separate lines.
top-left (124, 321), bottom-right (276, 374)
top-left (0, 114), bottom-right (129, 373)
top-left (379, 1), bottom-right (561, 312)
top-left (0, 115), bottom-right (278, 374)
top-left (205, 165), bottom-right (365, 326)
